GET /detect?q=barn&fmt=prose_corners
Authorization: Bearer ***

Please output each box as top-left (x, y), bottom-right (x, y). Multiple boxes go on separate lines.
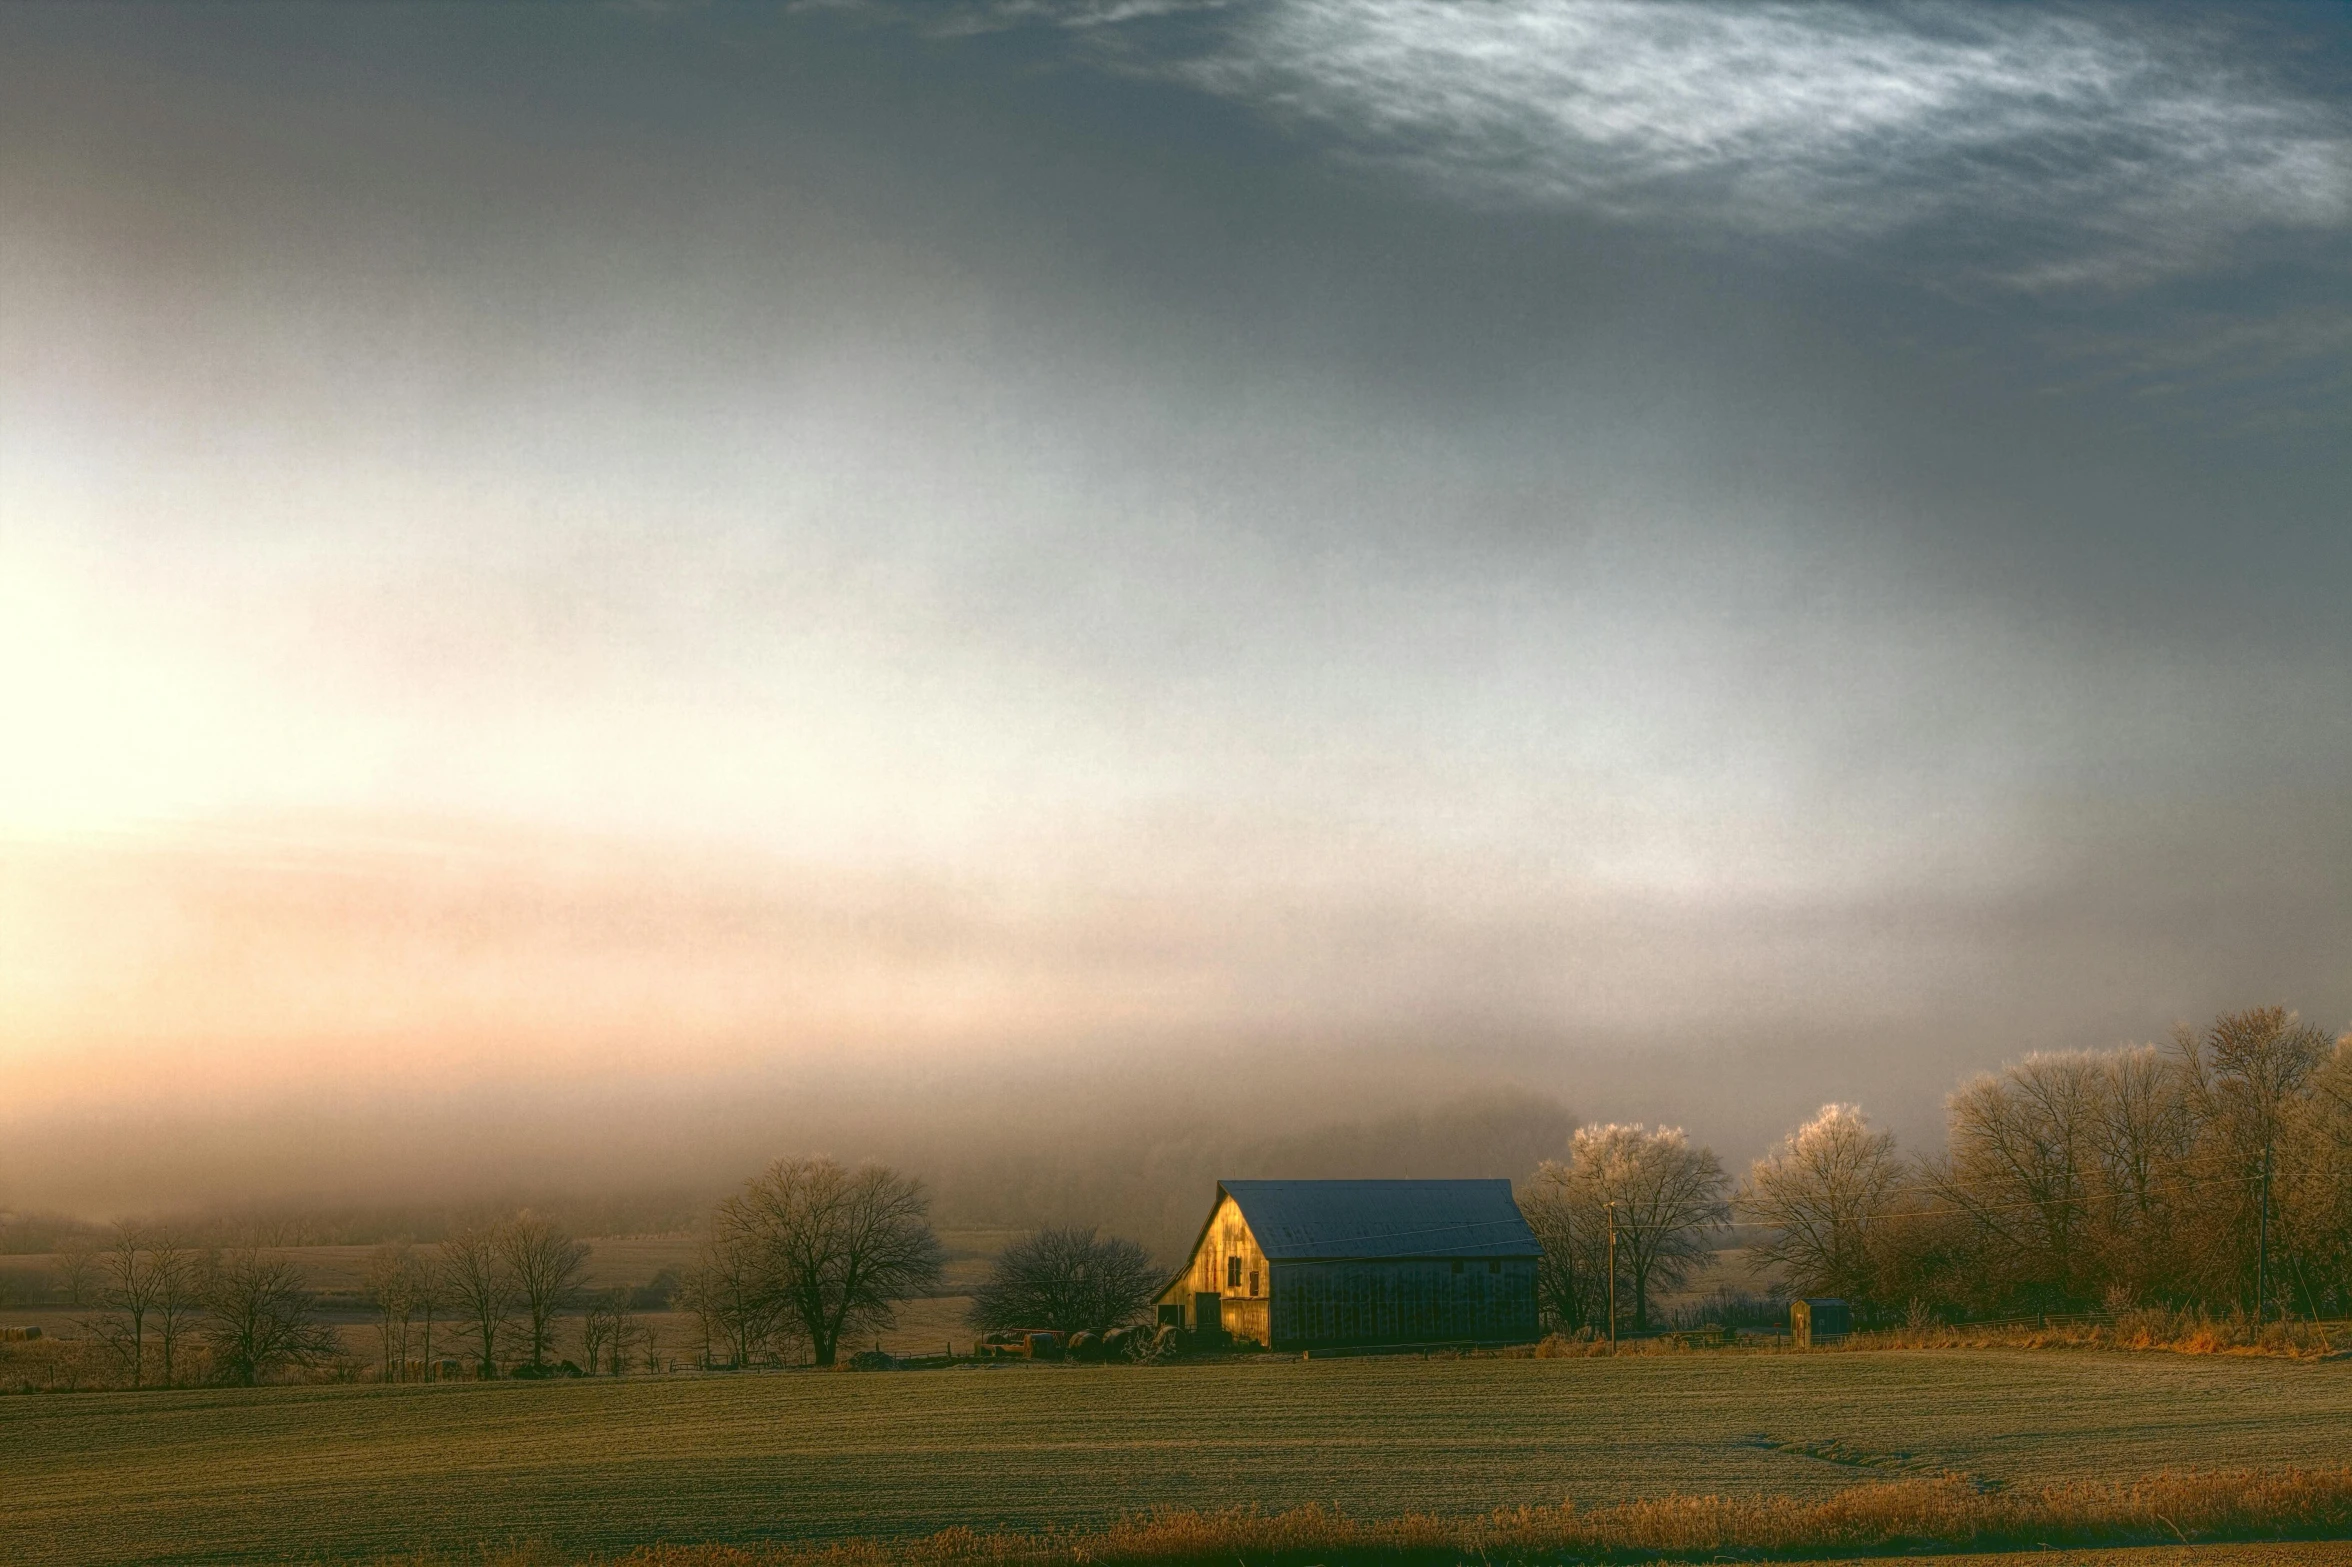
top-left (1155, 1179), bottom-right (1542, 1350)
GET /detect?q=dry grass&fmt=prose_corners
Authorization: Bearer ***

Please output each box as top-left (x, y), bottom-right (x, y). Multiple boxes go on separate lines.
top-left (357, 1467), bottom-right (2352, 1566)
top-left (1532, 1332), bottom-right (1722, 1357)
top-left (0, 1330), bottom-right (126, 1392)
top-left (1849, 1310), bottom-right (2344, 1361)
top-left (1522, 1310), bottom-right (2346, 1363)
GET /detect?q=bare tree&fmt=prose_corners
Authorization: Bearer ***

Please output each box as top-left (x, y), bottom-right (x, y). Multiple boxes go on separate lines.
top-left (2078, 1044), bottom-right (2200, 1302)
top-left (684, 1197), bottom-right (796, 1367)
top-left (2177, 1006), bottom-right (2333, 1316)
top-left (364, 1240), bottom-right (419, 1380)
top-left (412, 1247), bottom-right (444, 1378)
top-left (203, 1246), bottom-right (341, 1386)
top-left (2090, 1046), bottom-right (2192, 1224)
top-left (149, 1232), bottom-right (209, 1388)
top-left (1863, 1171), bottom-right (1979, 1320)
top-left (441, 1221), bottom-right (515, 1378)
top-left (2281, 1032), bottom-right (2352, 1317)
top-left (727, 1157), bottom-right (943, 1367)
top-left (499, 1212), bottom-right (590, 1372)
top-left (54, 1237), bottom-right (99, 1309)
top-left (1739, 1104), bottom-right (1903, 1304)
top-left (580, 1288), bottom-right (623, 1375)
top-left (578, 1286), bottom-right (649, 1375)
top-left (1565, 1123), bottom-right (1728, 1332)
top-left (1519, 1161), bottom-right (1603, 1332)
top-left (1872, 1016), bottom-right (2352, 1322)
top-left (966, 1226), bottom-right (1156, 1336)
top-left (95, 1221), bottom-right (161, 1388)
top-left (1935, 1053), bottom-right (2106, 1310)
top-left (612, 1294), bottom-right (648, 1375)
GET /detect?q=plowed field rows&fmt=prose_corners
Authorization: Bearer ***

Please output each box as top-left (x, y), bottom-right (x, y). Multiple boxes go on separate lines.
top-left (8, 1350), bottom-right (2351, 1564)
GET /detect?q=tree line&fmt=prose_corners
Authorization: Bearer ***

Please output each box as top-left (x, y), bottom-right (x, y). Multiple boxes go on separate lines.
top-left (365, 1212), bottom-right (626, 1379)
top-left (1526, 1007), bottom-right (2352, 1332)
top-left (677, 1157), bottom-right (1162, 1365)
top-left (45, 1155), bottom-right (1165, 1388)
top-left (27, 1004), bottom-right (2347, 1384)
top-left (58, 1208), bottom-right (678, 1387)
top-left (67, 1227), bottom-right (342, 1387)
top-left (680, 1157), bottom-right (944, 1368)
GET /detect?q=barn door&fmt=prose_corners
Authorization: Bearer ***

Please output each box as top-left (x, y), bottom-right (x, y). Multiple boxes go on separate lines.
top-left (1194, 1291), bottom-right (1223, 1337)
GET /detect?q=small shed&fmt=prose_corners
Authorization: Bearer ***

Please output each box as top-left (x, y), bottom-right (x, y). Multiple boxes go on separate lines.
top-left (1790, 1297), bottom-right (1851, 1347)
top-left (1155, 1179), bottom-right (1541, 1350)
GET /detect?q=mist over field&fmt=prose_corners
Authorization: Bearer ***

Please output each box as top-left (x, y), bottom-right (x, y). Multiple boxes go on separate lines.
top-left (4, 2), bottom-right (2349, 1231)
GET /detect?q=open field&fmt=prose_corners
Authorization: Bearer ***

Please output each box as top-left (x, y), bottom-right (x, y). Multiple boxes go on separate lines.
top-left (350, 1467), bottom-right (2352, 1566)
top-left (1778, 1543), bottom-right (2352, 1552)
top-left (389, 1548), bottom-right (2352, 1567)
top-left (0, 1230), bottom-right (1016, 1297)
top-left (1788, 1551), bottom-right (2352, 1566)
top-left (394, 1549), bottom-right (2352, 1567)
top-left (8, 1350), bottom-right (2352, 1564)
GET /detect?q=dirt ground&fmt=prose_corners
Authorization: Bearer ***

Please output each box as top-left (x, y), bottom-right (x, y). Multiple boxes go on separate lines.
top-left (516, 1543), bottom-right (2352, 1566)
top-left (14, 1349), bottom-right (2352, 1564)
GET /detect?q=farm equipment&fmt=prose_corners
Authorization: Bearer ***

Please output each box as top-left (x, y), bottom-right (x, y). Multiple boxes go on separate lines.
top-left (971, 1326), bottom-right (1163, 1361)
top-left (973, 1330), bottom-right (1065, 1360)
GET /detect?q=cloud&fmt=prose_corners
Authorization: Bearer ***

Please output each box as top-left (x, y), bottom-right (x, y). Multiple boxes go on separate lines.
top-left (879, 1), bottom-right (2352, 290)
top-left (2035, 304), bottom-right (2352, 431)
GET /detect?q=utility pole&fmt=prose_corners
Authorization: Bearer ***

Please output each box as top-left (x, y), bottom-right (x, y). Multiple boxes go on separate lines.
top-left (1606, 1201), bottom-right (1619, 1349)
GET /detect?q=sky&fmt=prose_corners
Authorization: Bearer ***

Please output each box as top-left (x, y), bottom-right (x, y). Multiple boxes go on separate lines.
top-left (3, 1), bottom-right (2349, 1215)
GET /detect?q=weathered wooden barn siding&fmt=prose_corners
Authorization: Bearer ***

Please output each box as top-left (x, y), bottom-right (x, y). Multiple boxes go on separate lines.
top-left (1269, 1257), bottom-right (1538, 1348)
top-left (1157, 1192), bottom-right (1274, 1340)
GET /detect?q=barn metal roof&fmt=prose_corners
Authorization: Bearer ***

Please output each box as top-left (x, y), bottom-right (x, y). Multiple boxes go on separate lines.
top-left (1218, 1178), bottom-right (1540, 1260)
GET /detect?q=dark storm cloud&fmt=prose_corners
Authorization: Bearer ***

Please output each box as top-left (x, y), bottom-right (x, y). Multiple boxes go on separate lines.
top-left (867, 2), bottom-right (2352, 276)
top-left (817, 0), bottom-right (2352, 423)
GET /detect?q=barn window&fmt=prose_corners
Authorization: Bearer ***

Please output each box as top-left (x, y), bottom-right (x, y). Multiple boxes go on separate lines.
top-left (1451, 1260), bottom-right (1464, 1275)
top-left (1488, 1260), bottom-right (1502, 1275)
top-left (1249, 1269), bottom-right (1259, 1297)
top-left (1227, 1256), bottom-right (1242, 1290)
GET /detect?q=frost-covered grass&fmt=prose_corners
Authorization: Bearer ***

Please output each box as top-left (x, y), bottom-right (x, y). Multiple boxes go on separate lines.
top-left (9, 1350), bottom-right (2352, 1564)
